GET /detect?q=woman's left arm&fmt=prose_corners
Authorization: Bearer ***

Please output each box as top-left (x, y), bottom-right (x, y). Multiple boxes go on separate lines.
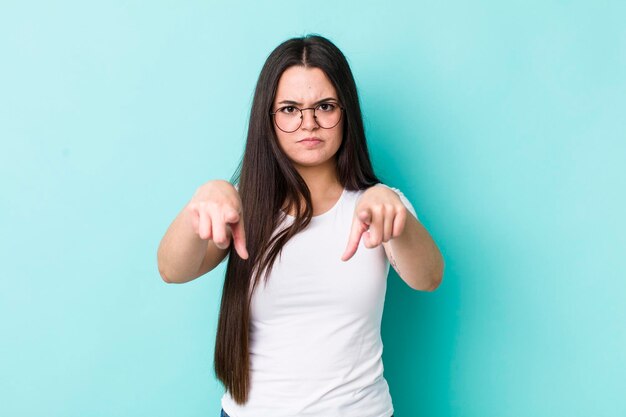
top-left (341, 184), bottom-right (444, 291)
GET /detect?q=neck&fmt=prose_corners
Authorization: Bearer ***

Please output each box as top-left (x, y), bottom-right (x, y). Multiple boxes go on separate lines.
top-left (294, 158), bottom-right (341, 197)
top-left (282, 158), bottom-right (343, 216)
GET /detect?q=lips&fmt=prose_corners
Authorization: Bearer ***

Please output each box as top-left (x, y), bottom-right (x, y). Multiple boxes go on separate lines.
top-left (298, 137), bottom-right (322, 142)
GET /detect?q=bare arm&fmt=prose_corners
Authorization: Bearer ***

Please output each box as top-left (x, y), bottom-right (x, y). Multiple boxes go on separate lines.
top-left (382, 212), bottom-right (444, 291)
top-left (157, 206), bottom-right (229, 284)
top-left (157, 180), bottom-right (248, 284)
top-left (342, 184), bottom-right (444, 291)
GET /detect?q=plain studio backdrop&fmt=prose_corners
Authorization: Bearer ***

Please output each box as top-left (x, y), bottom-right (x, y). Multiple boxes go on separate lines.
top-left (1, 1), bottom-right (624, 416)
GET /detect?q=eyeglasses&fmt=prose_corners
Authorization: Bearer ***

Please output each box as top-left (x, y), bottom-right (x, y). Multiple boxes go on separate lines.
top-left (270, 103), bottom-right (344, 133)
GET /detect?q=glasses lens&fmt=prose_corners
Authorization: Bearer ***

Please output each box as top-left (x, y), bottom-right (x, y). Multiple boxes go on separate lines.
top-left (315, 103), bottom-right (342, 129)
top-left (274, 107), bottom-right (301, 132)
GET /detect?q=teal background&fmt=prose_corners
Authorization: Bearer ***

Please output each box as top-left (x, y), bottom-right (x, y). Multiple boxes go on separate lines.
top-left (1, 1), bottom-right (624, 416)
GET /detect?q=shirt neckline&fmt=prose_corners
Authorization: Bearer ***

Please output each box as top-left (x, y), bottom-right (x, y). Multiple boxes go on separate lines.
top-left (282, 187), bottom-right (347, 220)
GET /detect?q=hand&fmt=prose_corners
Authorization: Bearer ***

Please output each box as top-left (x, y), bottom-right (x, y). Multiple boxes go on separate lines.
top-left (186, 180), bottom-right (249, 259)
top-left (341, 185), bottom-right (407, 262)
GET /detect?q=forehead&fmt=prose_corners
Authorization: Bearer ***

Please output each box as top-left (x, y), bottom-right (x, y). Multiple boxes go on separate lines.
top-left (274, 66), bottom-right (338, 104)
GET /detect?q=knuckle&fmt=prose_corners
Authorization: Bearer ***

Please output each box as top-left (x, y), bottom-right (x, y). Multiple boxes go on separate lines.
top-left (214, 237), bottom-right (228, 247)
top-left (206, 201), bottom-right (220, 211)
top-left (225, 210), bottom-right (239, 222)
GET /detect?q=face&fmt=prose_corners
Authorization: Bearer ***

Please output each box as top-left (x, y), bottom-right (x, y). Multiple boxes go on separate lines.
top-left (271, 66), bottom-right (343, 171)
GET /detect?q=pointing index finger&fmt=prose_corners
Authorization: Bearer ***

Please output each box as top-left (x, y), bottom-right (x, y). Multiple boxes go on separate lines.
top-left (341, 210), bottom-right (370, 262)
top-left (224, 207), bottom-right (248, 260)
top-left (230, 219), bottom-right (249, 259)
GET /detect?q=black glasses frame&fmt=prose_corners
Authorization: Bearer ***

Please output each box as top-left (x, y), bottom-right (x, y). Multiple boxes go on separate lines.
top-left (269, 104), bottom-right (345, 133)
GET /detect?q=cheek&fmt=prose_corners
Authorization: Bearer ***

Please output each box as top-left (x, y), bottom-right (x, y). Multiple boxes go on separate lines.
top-left (332, 126), bottom-right (344, 148)
top-left (273, 131), bottom-right (290, 151)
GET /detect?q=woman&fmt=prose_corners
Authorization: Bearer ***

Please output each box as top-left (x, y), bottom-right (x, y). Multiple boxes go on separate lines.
top-left (157, 34), bottom-right (444, 417)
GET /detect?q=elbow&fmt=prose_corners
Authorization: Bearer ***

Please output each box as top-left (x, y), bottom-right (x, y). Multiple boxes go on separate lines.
top-left (414, 257), bottom-right (444, 292)
top-left (158, 261), bottom-right (186, 284)
top-left (411, 276), bottom-right (441, 292)
top-left (157, 252), bottom-right (175, 284)
top-left (158, 263), bottom-right (173, 284)
top-left (426, 257), bottom-right (445, 292)
top-left (424, 275), bottom-right (442, 292)
top-left (157, 247), bottom-right (185, 284)
top-left (157, 260), bottom-right (192, 284)
top-left (157, 247), bottom-right (169, 283)
top-left (159, 268), bottom-right (172, 284)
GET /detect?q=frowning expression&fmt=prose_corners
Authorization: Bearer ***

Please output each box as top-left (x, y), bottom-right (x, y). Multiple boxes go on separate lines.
top-left (271, 66), bottom-right (344, 171)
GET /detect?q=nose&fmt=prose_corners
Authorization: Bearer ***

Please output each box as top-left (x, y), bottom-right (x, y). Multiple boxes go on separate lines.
top-left (300, 108), bottom-right (319, 130)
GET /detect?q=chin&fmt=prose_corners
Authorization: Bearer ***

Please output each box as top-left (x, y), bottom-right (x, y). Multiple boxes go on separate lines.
top-left (292, 155), bottom-right (334, 167)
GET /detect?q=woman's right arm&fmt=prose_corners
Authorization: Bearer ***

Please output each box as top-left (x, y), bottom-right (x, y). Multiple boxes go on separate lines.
top-left (157, 180), bottom-right (248, 284)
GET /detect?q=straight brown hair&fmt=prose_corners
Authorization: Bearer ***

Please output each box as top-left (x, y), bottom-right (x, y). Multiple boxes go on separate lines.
top-left (214, 34), bottom-right (381, 404)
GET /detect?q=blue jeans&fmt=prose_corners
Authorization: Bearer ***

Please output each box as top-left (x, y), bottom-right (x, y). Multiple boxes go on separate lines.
top-left (220, 410), bottom-right (393, 416)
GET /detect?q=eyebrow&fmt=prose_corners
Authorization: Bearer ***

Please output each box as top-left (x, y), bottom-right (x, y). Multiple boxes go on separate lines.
top-left (277, 97), bottom-right (338, 106)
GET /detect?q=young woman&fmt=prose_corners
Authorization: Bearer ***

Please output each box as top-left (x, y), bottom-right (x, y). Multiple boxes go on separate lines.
top-left (157, 34), bottom-right (444, 417)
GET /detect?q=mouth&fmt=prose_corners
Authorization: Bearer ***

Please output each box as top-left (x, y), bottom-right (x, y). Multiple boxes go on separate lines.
top-left (298, 137), bottom-right (322, 143)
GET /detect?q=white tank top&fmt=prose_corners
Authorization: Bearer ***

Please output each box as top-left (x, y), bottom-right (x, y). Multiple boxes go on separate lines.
top-left (221, 185), bottom-right (416, 417)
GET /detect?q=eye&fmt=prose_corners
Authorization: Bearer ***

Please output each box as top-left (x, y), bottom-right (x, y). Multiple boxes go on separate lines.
top-left (279, 106), bottom-right (297, 114)
top-left (317, 103), bottom-right (336, 112)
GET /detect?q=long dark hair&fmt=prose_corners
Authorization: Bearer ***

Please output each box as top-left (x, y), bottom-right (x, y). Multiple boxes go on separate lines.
top-left (214, 34), bottom-right (381, 404)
